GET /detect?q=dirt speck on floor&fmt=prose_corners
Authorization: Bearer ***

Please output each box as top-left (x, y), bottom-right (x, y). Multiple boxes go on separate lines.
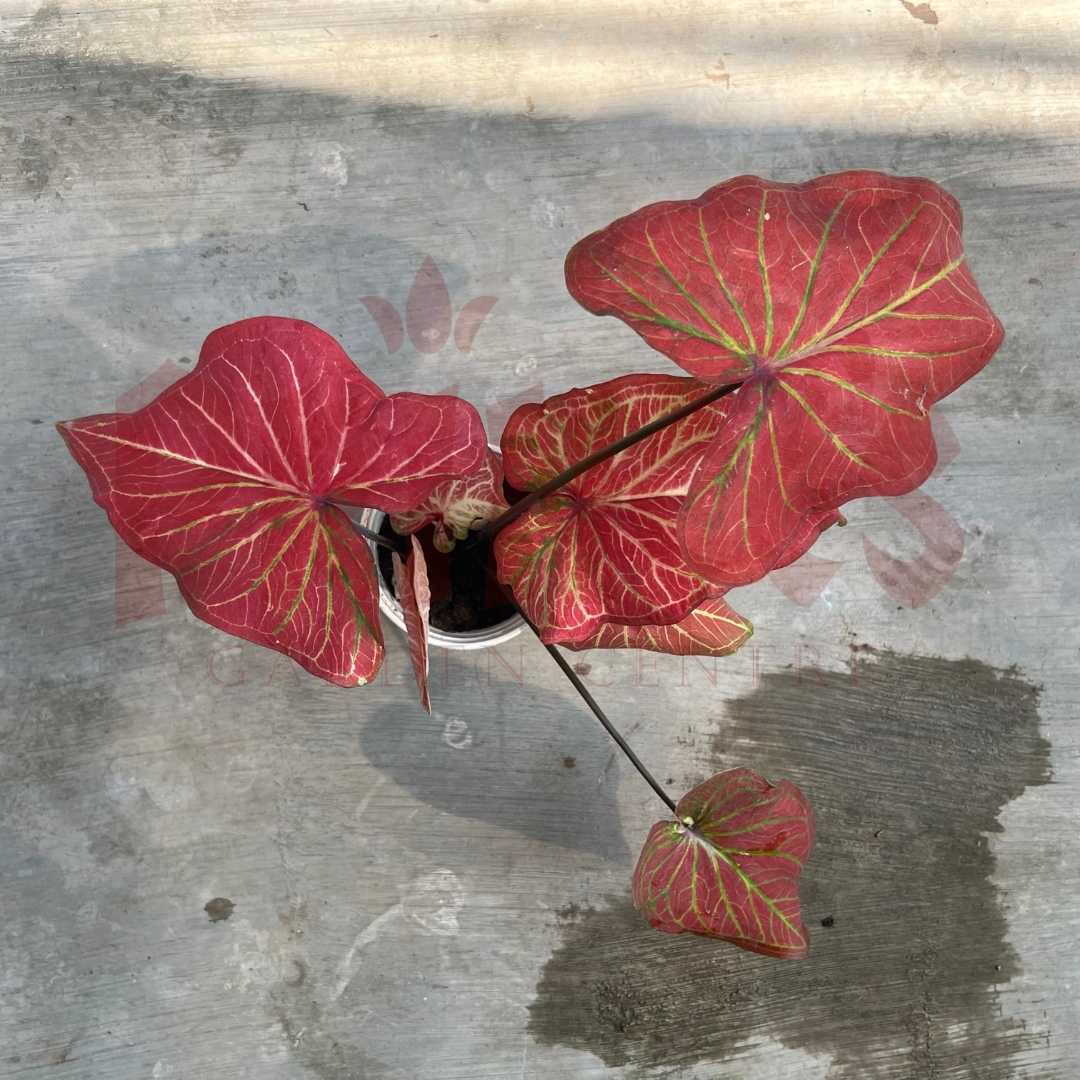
top-left (204, 897), bottom-right (235, 923)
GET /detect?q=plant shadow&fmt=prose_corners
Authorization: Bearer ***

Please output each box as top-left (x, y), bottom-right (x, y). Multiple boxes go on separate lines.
top-left (356, 648), bottom-right (630, 861)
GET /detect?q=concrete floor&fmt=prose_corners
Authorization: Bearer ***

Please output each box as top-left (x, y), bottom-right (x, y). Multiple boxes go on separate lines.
top-left (1, 2), bottom-right (1078, 1077)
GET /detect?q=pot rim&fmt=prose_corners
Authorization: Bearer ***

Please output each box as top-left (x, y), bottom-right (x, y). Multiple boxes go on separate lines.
top-left (356, 507), bottom-right (526, 652)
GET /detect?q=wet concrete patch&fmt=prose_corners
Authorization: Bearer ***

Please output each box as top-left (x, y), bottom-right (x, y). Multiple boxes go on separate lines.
top-left (204, 897), bottom-right (235, 923)
top-left (529, 651), bottom-right (1051, 1078)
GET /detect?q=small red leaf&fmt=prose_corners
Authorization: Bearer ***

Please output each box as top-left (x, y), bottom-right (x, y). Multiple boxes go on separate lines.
top-left (567, 171), bottom-right (1002, 589)
top-left (454, 296), bottom-right (498, 352)
top-left (359, 296), bottom-right (404, 354)
top-left (496, 374), bottom-right (725, 644)
top-left (406, 256), bottom-right (452, 354)
top-left (633, 768), bottom-right (814, 958)
top-left (564, 596), bottom-right (752, 656)
top-left (390, 447), bottom-right (509, 552)
top-left (58, 317), bottom-right (485, 686)
top-left (393, 536), bottom-right (432, 712)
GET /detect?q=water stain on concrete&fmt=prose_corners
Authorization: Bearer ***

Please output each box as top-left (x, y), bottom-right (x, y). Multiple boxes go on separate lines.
top-left (204, 897), bottom-right (235, 923)
top-left (529, 650), bottom-right (1051, 1078)
top-left (556, 901), bottom-right (596, 922)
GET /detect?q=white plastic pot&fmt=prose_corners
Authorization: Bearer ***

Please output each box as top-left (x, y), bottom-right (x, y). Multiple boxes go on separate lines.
top-left (357, 508), bottom-right (525, 652)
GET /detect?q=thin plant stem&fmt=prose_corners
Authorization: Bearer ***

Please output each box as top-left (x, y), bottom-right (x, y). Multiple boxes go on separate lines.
top-left (366, 501), bottom-right (678, 813)
top-left (481, 377), bottom-right (743, 540)
top-left (350, 519), bottom-right (403, 553)
top-left (517, 608), bottom-right (678, 815)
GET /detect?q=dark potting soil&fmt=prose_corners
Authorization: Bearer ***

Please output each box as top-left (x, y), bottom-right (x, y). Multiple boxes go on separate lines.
top-left (376, 517), bottom-right (516, 634)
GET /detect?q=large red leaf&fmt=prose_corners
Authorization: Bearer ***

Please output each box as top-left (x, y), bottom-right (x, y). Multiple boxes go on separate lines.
top-left (633, 768), bottom-right (814, 958)
top-left (392, 536), bottom-right (432, 712)
top-left (566, 171), bottom-right (1003, 587)
top-left (390, 447), bottom-right (509, 553)
top-left (58, 317), bottom-right (485, 686)
top-left (495, 374), bottom-right (725, 644)
top-left (564, 596), bottom-right (752, 657)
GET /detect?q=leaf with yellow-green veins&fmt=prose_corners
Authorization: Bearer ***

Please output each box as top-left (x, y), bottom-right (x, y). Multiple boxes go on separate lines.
top-left (563, 596), bottom-right (752, 657)
top-left (390, 447), bottom-right (509, 553)
top-left (566, 170), bottom-right (1003, 587)
top-left (392, 536), bottom-right (432, 712)
top-left (633, 767), bottom-right (815, 959)
top-left (58, 317), bottom-right (485, 686)
top-left (495, 373), bottom-right (727, 645)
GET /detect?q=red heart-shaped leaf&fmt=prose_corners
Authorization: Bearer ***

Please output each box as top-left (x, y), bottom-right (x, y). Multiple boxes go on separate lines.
top-left (392, 535), bottom-right (432, 711)
top-left (391, 447), bottom-right (509, 553)
top-left (564, 596), bottom-right (752, 657)
top-left (566, 171), bottom-right (1002, 588)
top-left (633, 767), bottom-right (815, 958)
top-left (496, 374), bottom-right (725, 644)
top-left (58, 317), bottom-right (485, 686)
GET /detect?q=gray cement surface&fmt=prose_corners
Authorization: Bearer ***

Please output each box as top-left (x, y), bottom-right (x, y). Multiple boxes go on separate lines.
top-left (1, 2), bottom-right (1078, 1077)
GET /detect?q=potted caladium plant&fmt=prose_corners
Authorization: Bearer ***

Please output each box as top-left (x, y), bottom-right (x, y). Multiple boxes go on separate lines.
top-left (58, 171), bottom-right (1002, 960)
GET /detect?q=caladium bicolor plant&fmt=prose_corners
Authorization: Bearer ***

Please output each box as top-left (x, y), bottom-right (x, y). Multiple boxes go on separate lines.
top-left (59, 171), bottom-right (1002, 961)
top-left (564, 596), bottom-right (752, 658)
